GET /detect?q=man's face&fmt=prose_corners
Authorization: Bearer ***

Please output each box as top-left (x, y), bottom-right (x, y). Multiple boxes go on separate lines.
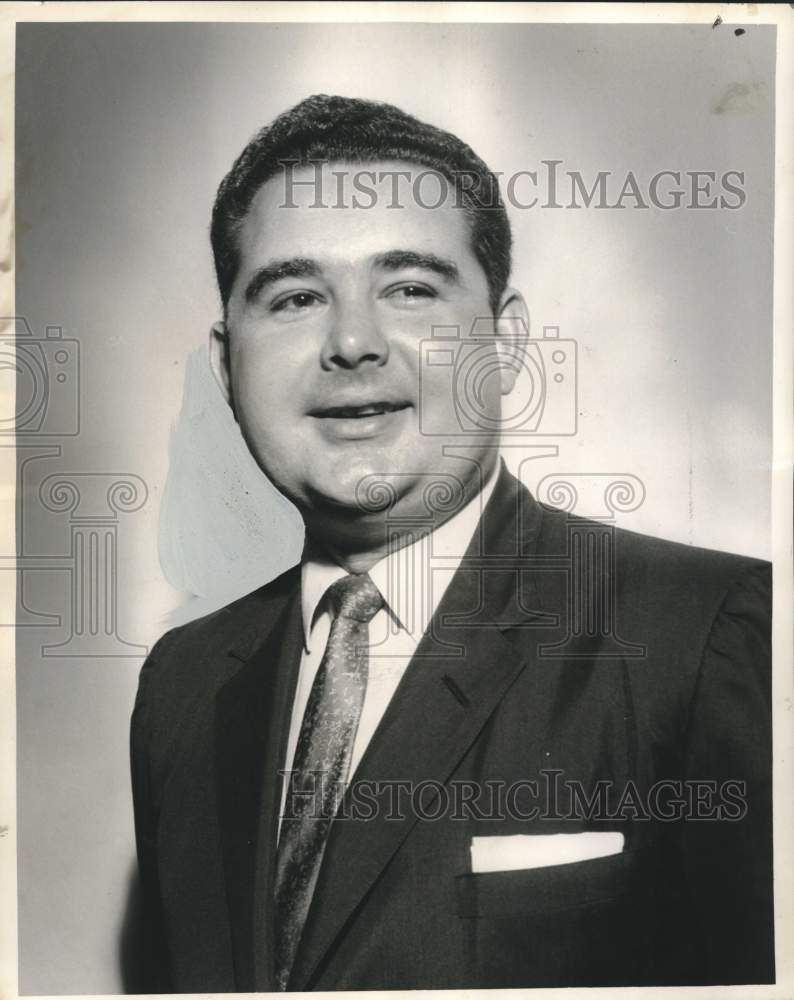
top-left (212, 161), bottom-right (525, 535)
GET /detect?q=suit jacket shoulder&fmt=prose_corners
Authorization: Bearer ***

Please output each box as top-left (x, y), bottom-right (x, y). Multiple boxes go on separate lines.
top-left (133, 564), bottom-right (301, 781)
top-left (536, 501), bottom-right (770, 657)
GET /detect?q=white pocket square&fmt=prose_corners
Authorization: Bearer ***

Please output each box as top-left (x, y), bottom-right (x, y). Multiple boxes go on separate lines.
top-left (470, 832), bottom-right (624, 874)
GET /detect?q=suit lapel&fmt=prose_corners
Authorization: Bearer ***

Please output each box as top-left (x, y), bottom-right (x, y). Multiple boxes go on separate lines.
top-left (214, 569), bottom-right (302, 992)
top-left (290, 466), bottom-right (565, 990)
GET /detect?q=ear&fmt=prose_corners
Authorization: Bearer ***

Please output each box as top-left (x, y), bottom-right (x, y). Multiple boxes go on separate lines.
top-left (208, 320), bottom-right (233, 405)
top-left (494, 288), bottom-right (529, 395)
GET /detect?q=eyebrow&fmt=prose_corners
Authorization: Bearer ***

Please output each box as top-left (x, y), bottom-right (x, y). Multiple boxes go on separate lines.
top-left (372, 250), bottom-right (460, 284)
top-left (244, 257), bottom-right (320, 303)
top-left (243, 249), bottom-right (461, 304)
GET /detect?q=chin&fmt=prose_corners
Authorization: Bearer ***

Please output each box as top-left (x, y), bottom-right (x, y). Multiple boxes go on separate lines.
top-left (315, 475), bottom-right (388, 515)
top-left (305, 458), bottom-right (414, 518)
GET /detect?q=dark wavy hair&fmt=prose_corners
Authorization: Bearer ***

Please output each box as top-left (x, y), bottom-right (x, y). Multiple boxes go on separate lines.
top-left (211, 94), bottom-right (512, 315)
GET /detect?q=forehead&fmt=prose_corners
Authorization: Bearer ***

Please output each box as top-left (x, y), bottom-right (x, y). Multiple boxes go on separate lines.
top-left (237, 160), bottom-right (476, 270)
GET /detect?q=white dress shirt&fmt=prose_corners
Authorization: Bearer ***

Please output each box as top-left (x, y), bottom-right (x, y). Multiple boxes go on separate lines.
top-left (278, 466), bottom-right (499, 831)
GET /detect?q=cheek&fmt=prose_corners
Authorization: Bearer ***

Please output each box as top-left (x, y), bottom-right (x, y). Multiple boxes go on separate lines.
top-left (230, 340), bottom-right (301, 409)
top-left (418, 345), bottom-right (504, 434)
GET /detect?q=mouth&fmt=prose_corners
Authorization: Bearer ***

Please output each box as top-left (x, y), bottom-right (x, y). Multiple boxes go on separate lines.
top-left (310, 401), bottom-right (411, 420)
top-left (309, 400), bottom-right (412, 442)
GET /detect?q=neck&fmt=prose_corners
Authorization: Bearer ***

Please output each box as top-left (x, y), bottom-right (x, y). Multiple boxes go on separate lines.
top-left (303, 458), bottom-right (499, 574)
top-left (319, 542), bottom-right (391, 576)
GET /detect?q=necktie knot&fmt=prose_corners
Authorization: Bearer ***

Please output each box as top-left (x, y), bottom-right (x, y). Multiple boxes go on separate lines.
top-left (325, 572), bottom-right (383, 623)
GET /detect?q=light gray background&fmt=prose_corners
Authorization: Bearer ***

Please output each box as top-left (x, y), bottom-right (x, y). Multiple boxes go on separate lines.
top-left (14, 21), bottom-right (775, 994)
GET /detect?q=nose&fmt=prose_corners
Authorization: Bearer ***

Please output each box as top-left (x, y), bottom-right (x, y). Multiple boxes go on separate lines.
top-left (320, 300), bottom-right (389, 371)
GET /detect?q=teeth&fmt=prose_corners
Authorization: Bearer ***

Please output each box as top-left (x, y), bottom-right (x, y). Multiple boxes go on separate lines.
top-left (323, 402), bottom-right (404, 418)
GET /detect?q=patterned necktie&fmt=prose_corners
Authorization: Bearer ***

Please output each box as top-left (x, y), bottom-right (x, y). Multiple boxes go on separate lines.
top-left (274, 572), bottom-right (383, 991)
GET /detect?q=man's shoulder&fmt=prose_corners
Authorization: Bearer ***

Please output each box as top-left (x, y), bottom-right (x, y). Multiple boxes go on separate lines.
top-left (138, 562), bottom-right (301, 704)
top-left (533, 503), bottom-right (771, 649)
top-left (539, 501), bottom-right (770, 588)
top-left (496, 468), bottom-right (770, 598)
top-left (168, 562), bottom-right (299, 642)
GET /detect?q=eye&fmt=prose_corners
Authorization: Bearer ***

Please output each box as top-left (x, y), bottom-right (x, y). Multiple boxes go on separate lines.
top-left (386, 283), bottom-right (437, 306)
top-left (270, 290), bottom-right (323, 314)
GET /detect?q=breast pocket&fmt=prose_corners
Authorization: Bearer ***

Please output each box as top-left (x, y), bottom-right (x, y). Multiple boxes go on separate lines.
top-left (453, 847), bottom-right (656, 987)
top-left (456, 846), bottom-right (649, 918)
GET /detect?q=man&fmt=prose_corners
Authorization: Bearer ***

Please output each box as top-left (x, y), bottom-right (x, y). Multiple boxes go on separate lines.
top-left (131, 95), bottom-right (773, 991)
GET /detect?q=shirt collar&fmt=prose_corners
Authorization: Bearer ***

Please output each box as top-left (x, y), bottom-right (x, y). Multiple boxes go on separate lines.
top-left (300, 463), bottom-right (500, 651)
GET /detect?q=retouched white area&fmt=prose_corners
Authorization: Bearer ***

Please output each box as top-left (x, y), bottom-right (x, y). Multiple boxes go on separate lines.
top-left (159, 348), bottom-right (303, 625)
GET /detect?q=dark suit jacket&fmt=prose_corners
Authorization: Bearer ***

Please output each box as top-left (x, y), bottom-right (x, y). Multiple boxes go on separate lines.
top-left (130, 466), bottom-right (774, 991)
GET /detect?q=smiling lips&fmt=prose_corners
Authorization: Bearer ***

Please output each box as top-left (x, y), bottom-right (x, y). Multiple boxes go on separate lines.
top-left (310, 400), bottom-right (412, 441)
top-left (311, 401), bottom-right (411, 419)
